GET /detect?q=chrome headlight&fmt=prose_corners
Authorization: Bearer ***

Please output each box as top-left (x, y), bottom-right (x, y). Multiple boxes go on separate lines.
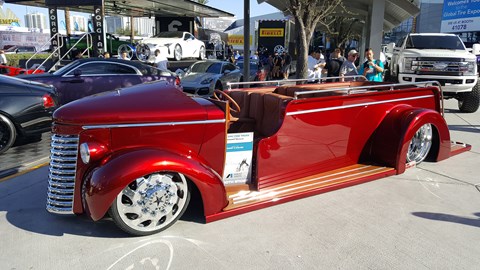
top-left (460, 61), bottom-right (477, 75)
top-left (80, 143), bottom-right (90, 164)
top-left (403, 57), bottom-right (416, 73)
top-left (201, 78), bottom-right (214, 84)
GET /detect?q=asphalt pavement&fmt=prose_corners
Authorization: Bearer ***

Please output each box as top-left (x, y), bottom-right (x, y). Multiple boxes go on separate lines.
top-left (0, 99), bottom-right (479, 269)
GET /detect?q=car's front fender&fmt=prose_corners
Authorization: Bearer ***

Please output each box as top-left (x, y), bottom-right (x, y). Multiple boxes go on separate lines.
top-left (84, 148), bottom-right (227, 221)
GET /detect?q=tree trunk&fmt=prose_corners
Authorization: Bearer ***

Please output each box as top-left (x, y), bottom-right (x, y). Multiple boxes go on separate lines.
top-left (295, 17), bottom-right (309, 81)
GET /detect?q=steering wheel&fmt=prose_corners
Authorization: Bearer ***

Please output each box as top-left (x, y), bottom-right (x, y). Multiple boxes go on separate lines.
top-left (213, 89), bottom-right (241, 115)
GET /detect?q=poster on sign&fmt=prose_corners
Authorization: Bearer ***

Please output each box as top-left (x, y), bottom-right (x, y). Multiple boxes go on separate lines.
top-left (441, 0), bottom-right (480, 32)
top-left (222, 132), bottom-right (253, 185)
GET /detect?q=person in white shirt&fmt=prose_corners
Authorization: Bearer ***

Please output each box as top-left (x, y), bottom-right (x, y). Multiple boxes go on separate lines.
top-left (153, 49), bottom-right (168, 72)
top-left (307, 49), bottom-right (325, 82)
top-left (0, 50), bottom-right (7, 65)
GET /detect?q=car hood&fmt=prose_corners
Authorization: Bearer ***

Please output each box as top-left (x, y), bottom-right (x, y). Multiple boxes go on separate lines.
top-left (53, 81), bottom-right (210, 126)
top-left (141, 38), bottom-right (177, 46)
top-left (181, 73), bottom-right (218, 83)
top-left (402, 49), bottom-right (476, 60)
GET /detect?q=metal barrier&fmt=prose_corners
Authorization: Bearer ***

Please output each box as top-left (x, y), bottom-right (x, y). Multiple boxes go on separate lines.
top-left (25, 33), bottom-right (63, 70)
top-left (226, 75), bottom-right (367, 90)
top-left (46, 33), bottom-right (93, 72)
top-left (293, 80), bottom-right (444, 116)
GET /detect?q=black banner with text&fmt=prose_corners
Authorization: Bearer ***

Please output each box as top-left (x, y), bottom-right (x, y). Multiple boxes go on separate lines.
top-left (92, 5), bottom-right (105, 57)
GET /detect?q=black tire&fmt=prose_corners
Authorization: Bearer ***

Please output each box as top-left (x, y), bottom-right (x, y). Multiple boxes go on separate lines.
top-left (108, 172), bottom-right (191, 236)
top-left (198, 46), bottom-right (205, 60)
top-left (458, 82), bottom-right (480, 113)
top-left (174, 45), bottom-right (182, 61)
top-left (0, 114), bottom-right (16, 155)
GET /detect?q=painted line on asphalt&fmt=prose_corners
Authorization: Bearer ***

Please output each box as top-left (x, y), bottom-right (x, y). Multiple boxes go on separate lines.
top-left (0, 157), bottom-right (49, 183)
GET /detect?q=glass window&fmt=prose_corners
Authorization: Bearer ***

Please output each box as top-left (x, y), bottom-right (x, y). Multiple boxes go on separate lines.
top-left (66, 63), bottom-right (137, 76)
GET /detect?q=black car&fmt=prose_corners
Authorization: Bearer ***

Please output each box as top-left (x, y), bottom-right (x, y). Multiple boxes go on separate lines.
top-left (19, 58), bottom-right (179, 106)
top-left (0, 75), bottom-right (58, 154)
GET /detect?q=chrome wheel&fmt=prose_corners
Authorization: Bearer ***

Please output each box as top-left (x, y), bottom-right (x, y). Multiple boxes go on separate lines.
top-left (109, 172), bottom-right (190, 236)
top-left (406, 123), bottom-right (433, 164)
top-left (174, 45), bottom-right (182, 61)
top-left (0, 115), bottom-right (16, 155)
top-left (135, 44), bottom-right (151, 62)
top-left (117, 44), bottom-right (134, 60)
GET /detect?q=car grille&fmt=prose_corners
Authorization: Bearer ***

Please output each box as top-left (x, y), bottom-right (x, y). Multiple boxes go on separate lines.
top-left (46, 134), bottom-right (79, 214)
top-left (183, 87), bottom-right (197, 94)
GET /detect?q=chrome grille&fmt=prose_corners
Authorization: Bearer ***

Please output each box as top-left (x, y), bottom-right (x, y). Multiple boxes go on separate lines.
top-left (46, 134), bottom-right (79, 214)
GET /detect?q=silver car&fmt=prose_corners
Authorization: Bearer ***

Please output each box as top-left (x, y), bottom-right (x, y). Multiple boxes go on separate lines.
top-left (181, 60), bottom-right (243, 96)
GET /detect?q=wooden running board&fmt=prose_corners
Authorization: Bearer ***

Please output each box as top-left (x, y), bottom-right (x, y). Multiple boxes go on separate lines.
top-left (206, 164), bottom-right (396, 223)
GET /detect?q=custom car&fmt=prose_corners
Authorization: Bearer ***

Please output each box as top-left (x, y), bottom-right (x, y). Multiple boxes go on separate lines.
top-left (45, 78), bottom-right (470, 235)
top-left (19, 58), bottom-right (179, 106)
top-left (136, 31), bottom-right (205, 61)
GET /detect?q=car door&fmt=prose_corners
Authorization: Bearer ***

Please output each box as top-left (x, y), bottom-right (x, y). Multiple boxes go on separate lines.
top-left (182, 33), bottom-right (196, 58)
top-left (61, 62), bottom-right (142, 105)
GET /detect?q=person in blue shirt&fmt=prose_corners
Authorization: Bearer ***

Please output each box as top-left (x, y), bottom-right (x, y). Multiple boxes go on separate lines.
top-left (359, 48), bottom-right (384, 82)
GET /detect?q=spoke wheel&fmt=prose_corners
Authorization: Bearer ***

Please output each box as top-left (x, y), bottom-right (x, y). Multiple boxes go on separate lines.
top-left (109, 172), bottom-right (190, 236)
top-left (135, 44), bottom-right (151, 62)
top-left (0, 115), bottom-right (16, 155)
top-left (174, 45), bottom-right (182, 61)
top-left (406, 123), bottom-right (433, 164)
top-left (117, 44), bottom-right (134, 60)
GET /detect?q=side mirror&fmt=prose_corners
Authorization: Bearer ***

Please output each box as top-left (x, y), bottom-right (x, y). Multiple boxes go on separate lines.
top-left (73, 69), bottom-right (82, 77)
top-left (472, 43), bottom-right (480, 55)
top-left (224, 70), bottom-right (231, 74)
top-left (387, 42), bottom-right (395, 52)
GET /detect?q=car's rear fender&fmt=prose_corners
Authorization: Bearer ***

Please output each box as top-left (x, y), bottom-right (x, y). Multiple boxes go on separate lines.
top-left (366, 105), bottom-right (451, 174)
top-left (84, 148), bottom-right (227, 221)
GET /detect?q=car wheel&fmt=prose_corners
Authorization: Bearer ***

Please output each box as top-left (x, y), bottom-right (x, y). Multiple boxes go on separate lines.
top-left (406, 123), bottom-right (433, 164)
top-left (198, 46), bottom-right (206, 60)
top-left (117, 44), bottom-right (134, 60)
top-left (0, 114), bottom-right (16, 155)
top-left (174, 45), bottom-right (182, 61)
top-left (458, 82), bottom-right (480, 113)
top-left (109, 172), bottom-right (190, 236)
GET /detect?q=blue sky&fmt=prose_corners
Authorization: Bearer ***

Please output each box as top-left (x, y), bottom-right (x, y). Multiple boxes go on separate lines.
top-left (3, 0), bottom-right (279, 26)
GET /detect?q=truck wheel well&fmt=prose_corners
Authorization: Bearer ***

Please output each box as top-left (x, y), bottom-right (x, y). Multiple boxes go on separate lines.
top-left (183, 178), bottom-right (205, 222)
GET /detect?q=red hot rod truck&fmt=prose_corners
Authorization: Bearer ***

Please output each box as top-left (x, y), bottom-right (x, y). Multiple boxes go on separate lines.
top-left (47, 79), bottom-right (470, 235)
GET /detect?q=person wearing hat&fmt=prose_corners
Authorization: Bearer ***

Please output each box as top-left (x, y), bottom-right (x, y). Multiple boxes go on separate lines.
top-left (340, 49), bottom-right (359, 82)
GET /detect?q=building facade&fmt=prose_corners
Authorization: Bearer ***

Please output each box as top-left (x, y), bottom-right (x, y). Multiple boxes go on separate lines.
top-left (24, 12), bottom-right (46, 29)
top-left (105, 16), bottom-right (154, 37)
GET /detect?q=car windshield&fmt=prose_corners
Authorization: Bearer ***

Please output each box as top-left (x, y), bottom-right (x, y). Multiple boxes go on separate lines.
top-left (405, 35), bottom-right (465, 50)
top-left (154, 31), bottom-right (183, 38)
top-left (189, 62), bottom-right (222, 74)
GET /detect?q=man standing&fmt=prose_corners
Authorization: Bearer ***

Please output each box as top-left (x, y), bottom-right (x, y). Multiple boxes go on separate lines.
top-left (282, 51), bottom-right (292, 79)
top-left (153, 49), bottom-right (168, 72)
top-left (325, 48), bottom-right (345, 81)
top-left (0, 50), bottom-right (7, 65)
top-left (359, 48), bottom-right (384, 82)
top-left (339, 49), bottom-right (359, 82)
top-left (307, 49), bottom-right (324, 82)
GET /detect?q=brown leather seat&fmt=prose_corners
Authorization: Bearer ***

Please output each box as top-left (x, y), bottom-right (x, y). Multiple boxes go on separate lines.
top-left (259, 93), bottom-right (293, 137)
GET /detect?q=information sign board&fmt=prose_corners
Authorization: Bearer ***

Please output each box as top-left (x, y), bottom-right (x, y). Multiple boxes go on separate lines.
top-left (441, 0), bottom-right (480, 32)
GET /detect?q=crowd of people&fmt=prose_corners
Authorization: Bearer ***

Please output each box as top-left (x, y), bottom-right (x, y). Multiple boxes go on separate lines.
top-left (307, 47), bottom-right (385, 82)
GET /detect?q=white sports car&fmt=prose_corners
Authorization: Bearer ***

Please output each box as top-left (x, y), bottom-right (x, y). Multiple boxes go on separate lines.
top-left (136, 31), bottom-right (206, 61)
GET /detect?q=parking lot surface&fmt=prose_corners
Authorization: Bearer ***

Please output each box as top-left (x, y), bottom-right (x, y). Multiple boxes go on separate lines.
top-left (0, 99), bottom-right (479, 269)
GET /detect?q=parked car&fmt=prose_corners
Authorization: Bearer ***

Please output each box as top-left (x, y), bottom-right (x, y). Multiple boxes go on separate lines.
top-left (0, 64), bottom-right (45, 76)
top-left (181, 60), bottom-right (243, 96)
top-left (18, 58), bottom-right (179, 106)
top-left (68, 33), bottom-right (136, 58)
top-left (235, 59), bottom-right (267, 82)
top-left (0, 75), bottom-right (58, 154)
top-left (4, 45), bottom-right (37, 54)
top-left (45, 78), bottom-right (470, 235)
top-left (136, 31), bottom-right (206, 61)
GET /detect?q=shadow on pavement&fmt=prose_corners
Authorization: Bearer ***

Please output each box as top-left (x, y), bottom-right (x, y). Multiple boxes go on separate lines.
top-left (448, 125), bottom-right (480, 133)
top-left (1, 175), bottom-right (205, 238)
top-left (412, 212), bottom-right (480, 228)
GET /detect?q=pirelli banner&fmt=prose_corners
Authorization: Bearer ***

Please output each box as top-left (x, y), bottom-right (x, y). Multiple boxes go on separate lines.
top-left (257, 20), bottom-right (286, 54)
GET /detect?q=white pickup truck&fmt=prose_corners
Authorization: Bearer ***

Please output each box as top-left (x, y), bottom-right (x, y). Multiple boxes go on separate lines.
top-left (388, 33), bottom-right (480, 113)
